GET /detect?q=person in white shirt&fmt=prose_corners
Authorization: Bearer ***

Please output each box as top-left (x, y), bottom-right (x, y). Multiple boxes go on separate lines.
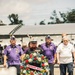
top-left (56, 36), bottom-right (75, 75)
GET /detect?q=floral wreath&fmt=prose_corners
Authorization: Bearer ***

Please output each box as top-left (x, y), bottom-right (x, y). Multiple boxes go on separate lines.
top-left (20, 52), bottom-right (50, 75)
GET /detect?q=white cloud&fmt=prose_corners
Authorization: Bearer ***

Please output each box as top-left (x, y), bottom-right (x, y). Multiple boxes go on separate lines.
top-left (0, 0), bottom-right (30, 15)
top-left (25, 0), bottom-right (50, 4)
top-left (0, 0), bottom-right (75, 25)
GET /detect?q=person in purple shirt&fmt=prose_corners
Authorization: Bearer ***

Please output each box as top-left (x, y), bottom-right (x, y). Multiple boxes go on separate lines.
top-left (41, 35), bottom-right (57, 75)
top-left (3, 36), bottom-right (24, 75)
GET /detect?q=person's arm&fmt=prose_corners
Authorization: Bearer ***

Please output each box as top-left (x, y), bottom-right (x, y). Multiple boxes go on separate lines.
top-left (53, 46), bottom-right (57, 64)
top-left (19, 47), bottom-right (25, 61)
top-left (73, 52), bottom-right (75, 64)
top-left (56, 53), bottom-right (60, 64)
top-left (3, 48), bottom-right (8, 67)
top-left (4, 55), bottom-right (7, 67)
top-left (71, 45), bottom-right (75, 64)
top-left (56, 46), bottom-right (60, 65)
top-left (20, 54), bottom-right (25, 61)
top-left (53, 53), bottom-right (57, 64)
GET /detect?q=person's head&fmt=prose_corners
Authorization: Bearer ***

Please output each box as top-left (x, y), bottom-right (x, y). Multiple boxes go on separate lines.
top-left (45, 35), bottom-right (52, 44)
top-left (22, 42), bottom-right (27, 49)
top-left (4, 45), bottom-right (7, 49)
top-left (30, 41), bottom-right (37, 49)
top-left (63, 36), bottom-right (69, 45)
top-left (10, 36), bottom-right (16, 46)
top-left (62, 33), bottom-right (67, 38)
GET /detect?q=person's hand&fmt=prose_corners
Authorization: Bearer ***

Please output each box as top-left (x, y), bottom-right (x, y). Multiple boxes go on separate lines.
top-left (74, 60), bottom-right (75, 65)
top-left (57, 60), bottom-right (60, 65)
top-left (3, 63), bottom-right (7, 68)
top-left (53, 60), bottom-right (56, 64)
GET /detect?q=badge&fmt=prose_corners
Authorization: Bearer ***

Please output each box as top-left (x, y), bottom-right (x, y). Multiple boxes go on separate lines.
top-left (8, 48), bottom-right (11, 51)
top-left (50, 46), bottom-right (53, 50)
top-left (62, 47), bottom-right (64, 50)
top-left (16, 48), bottom-right (19, 54)
top-left (35, 50), bottom-right (40, 53)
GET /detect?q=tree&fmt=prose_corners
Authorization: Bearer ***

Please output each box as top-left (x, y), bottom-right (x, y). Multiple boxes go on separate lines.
top-left (39, 19), bottom-right (46, 25)
top-left (8, 13), bottom-right (23, 25)
top-left (40, 9), bottom-right (75, 25)
top-left (67, 9), bottom-right (75, 23)
top-left (49, 10), bottom-right (62, 24)
top-left (49, 9), bottom-right (75, 24)
top-left (59, 12), bottom-right (67, 23)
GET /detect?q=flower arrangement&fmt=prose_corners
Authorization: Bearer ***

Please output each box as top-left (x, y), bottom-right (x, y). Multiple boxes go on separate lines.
top-left (20, 52), bottom-right (50, 75)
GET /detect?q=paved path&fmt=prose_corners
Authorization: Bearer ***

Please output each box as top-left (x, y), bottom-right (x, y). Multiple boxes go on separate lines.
top-left (54, 68), bottom-right (75, 75)
top-left (0, 65), bottom-right (75, 75)
top-left (54, 65), bottom-right (75, 75)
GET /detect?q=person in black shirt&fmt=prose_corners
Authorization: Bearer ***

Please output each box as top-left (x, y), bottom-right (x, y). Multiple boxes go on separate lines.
top-left (26, 41), bottom-right (42, 54)
top-left (26, 40), bottom-right (42, 69)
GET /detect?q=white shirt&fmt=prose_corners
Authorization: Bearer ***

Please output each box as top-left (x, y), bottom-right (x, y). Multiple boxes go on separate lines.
top-left (57, 43), bottom-right (75, 64)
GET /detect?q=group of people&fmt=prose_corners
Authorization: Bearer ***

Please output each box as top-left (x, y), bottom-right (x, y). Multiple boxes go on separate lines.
top-left (3, 34), bottom-right (75, 75)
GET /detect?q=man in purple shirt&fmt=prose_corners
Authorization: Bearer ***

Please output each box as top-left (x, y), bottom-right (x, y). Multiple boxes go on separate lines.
top-left (41, 35), bottom-right (56, 75)
top-left (4, 36), bottom-right (24, 75)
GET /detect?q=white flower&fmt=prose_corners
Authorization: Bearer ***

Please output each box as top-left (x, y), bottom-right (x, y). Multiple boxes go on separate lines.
top-left (23, 70), bottom-right (26, 73)
top-left (45, 68), bottom-right (49, 72)
top-left (37, 57), bottom-right (41, 62)
top-left (44, 62), bottom-right (48, 66)
top-left (29, 59), bottom-right (33, 62)
top-left (33, 53), bottom-right (37, 56)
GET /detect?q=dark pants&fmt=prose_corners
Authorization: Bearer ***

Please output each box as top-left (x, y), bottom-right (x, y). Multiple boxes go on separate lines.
top-left (8, 65), bottom-right (20, 75)
top-left (49, 63), bottom-right (54, 75)
top-left (60, 62), bottom-right (73, 75)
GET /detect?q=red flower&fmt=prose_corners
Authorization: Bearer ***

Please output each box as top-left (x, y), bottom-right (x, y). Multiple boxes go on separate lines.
top-left (20, 66), bottom-right (24, 69)
top-left (26, 67), bottom-right (29, 70)
top-left (39, 74), bottom-right (42, 75)
top-left (42, 63), bottom-right (45, 67)
top-left (41, 56), bottom-right (44, 60)
top-left (30, 54), bottom-right (33, 58)
top-left (34, 57), bottom-right (37, 61)
top-left (25, 60), bottom-right (29, 64)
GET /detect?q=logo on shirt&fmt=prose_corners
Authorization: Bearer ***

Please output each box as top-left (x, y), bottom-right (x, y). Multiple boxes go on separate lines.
top-left (50, 46), bottom-right (54, 50)
top-left (16, 48), bottom-right (19, 54)
top-left (8, 48), bottom-right (12, 51)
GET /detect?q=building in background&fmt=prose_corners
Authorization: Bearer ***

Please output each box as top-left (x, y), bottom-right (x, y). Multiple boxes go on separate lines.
top-left (0, 23), bottom-right (75, 46)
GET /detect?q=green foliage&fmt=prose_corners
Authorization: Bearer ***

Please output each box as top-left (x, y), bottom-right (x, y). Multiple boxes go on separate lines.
top-left (40, 9), bottom-right (75, 25)
top-left (49, 10), bottom-right (63, 24)
top-left (20, 53), bottom-right (50, 75)
top-left (50, 9), bottom-right (75, 24)
top-left (67, 9), bottom-right (75, 23)
top-left (8, 13), bottom-right (23, 25)
top-left (39, 19), bottom-right (45, 25)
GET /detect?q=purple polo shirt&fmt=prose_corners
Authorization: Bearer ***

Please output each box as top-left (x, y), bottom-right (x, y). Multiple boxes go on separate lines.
top-left (4, 45), bottom-right (24, 65)
top-left (41, 42), bottom-right (56, 63)
top-left (22, 48), bottom-right (29, 54)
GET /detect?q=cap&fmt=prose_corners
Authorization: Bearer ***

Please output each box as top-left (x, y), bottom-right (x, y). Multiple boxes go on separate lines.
top-left (30, 38), bottom-right (37, 44)
top-left (10, 36), bottom-right (15, 40)
top-left (45, 35), bottom-right (51, 39)
top-left (30, 41), bottom-right (37, 44)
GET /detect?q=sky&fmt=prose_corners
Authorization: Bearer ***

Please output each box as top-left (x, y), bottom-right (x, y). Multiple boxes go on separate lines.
top-left (0, 0), bottom-right (75, 25)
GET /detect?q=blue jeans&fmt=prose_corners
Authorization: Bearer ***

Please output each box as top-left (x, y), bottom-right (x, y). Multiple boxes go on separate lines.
top-left (49, 63), bottom-right (54, 75)
top-left (60, 62), bottom-right (73, 75)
